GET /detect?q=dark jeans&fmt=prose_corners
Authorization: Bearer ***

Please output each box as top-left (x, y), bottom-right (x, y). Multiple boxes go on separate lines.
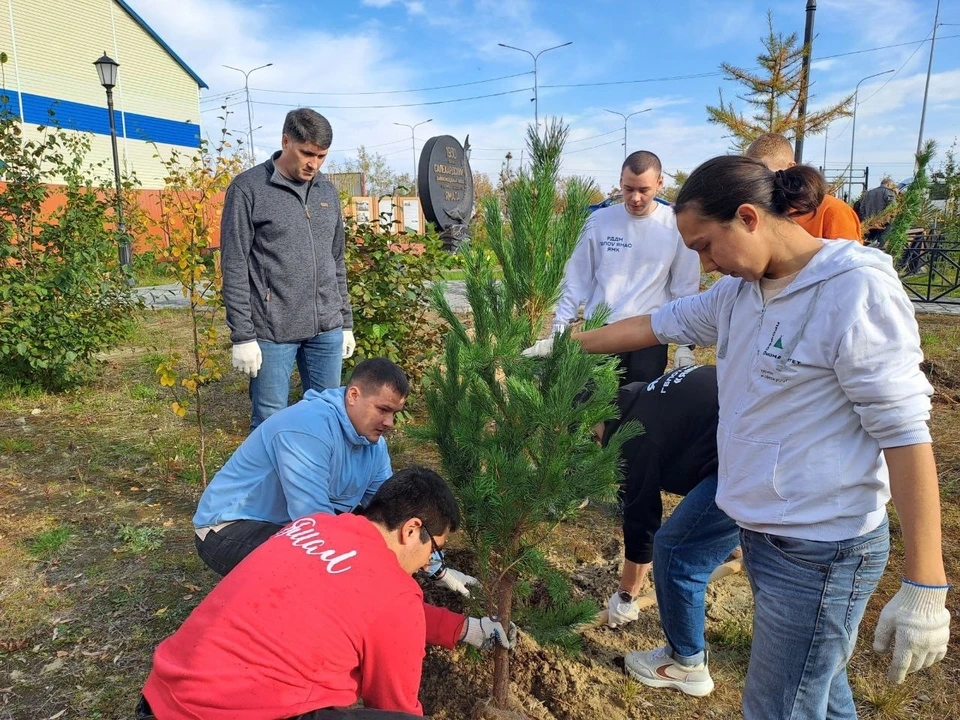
top-left (194, 519), bottom-right (283, 576)
top-left (137, 696), bottom-right (424, 720)
top-left (616, 344), bottom-right (668, 386)
top-left (294, 709), bottom-right (426, 719)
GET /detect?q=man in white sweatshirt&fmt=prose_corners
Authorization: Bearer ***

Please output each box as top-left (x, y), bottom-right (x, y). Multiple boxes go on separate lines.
top-left (554, 151), bottom-right (702, 384)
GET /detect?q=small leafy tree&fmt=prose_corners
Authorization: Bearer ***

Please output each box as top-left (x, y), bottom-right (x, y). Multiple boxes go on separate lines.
top-left (343, 212), bottom-right (453, 389)
top-left (328, 146), bottom-right (413, 198)
top-left (418, 120), bottom-right (635, 716)
top-left (152, 123), bottom-right (243, 485)
top-left (0, 100), bottom-right (138, 390)
top-left (707, 11), bottom-right (852, 150)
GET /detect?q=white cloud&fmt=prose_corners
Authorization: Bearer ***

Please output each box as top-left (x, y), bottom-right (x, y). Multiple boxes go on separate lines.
top-left (128, 0), bottom-right (432, 163)
top-left (817, 0), bottom-right (928, 44)
top-left (811, 58), bottom-right (838, 72)
top-left (122, 0), bottom-right (959, 200)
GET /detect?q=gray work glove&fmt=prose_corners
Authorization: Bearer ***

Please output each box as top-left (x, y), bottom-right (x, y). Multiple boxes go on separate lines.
top-left (521, 337), bottom-right (555, 358)
top-left (461, 617), bottom-right (518, 650)
top-left (434, 566), bottom-right (479, 597)
top-left (232, 340), bottom-right (262, 378)
top-left (873, 581), bottom-right (950, 684)
top-left (607, 590), bottom-right (640, 628)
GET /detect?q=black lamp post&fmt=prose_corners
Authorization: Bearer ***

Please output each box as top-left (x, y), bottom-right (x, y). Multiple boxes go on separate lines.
top-left (93, 52), bottom-right (132, 272)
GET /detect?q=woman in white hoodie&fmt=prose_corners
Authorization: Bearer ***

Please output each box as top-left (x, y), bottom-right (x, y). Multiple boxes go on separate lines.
top-left (524, 155), bottom-right (949, 719)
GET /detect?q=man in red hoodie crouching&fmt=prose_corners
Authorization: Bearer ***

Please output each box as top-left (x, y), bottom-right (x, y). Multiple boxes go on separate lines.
top-left (138, 467), bottom-right (515, 719)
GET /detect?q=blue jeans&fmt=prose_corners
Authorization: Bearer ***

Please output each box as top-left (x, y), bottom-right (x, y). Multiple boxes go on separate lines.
top-left (249, 328), bottom-right (344, 430)
top-left (653, 474), bottom-right (741, 665)
top-left (740, 518), bottom-right (889, 720)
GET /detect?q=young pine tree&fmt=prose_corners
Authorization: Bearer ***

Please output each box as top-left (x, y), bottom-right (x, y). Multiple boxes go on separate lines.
top-left (885, 140), bottom-right (936, 262)
top-left (419, 120), bottom-right (636, 716)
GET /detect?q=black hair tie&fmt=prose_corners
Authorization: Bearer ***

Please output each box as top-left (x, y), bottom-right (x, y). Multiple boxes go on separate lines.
top-left (774, 169), bottom-right (787, 185)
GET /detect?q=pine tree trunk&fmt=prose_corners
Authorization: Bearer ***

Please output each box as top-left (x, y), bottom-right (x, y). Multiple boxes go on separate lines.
top-left (491, 571), bottom-right (515, 709)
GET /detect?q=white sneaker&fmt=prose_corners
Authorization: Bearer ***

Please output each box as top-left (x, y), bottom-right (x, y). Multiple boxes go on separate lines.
top-left (624, 645), bottom-right (714, 697)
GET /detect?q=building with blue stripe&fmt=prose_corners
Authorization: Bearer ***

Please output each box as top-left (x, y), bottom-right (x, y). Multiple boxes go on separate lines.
top-left (0, 0), bottom-right (207, 188)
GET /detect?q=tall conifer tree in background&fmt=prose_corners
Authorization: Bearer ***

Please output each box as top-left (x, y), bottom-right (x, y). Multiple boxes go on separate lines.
top-left (707, 11), bottom-right (852, 150)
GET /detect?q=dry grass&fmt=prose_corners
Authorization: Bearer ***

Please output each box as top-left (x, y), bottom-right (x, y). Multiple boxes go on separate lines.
top-left (0, 310), bottom-right (958, 719)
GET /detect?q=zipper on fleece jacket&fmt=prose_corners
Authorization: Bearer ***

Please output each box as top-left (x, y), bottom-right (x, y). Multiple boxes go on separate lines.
top-left (267, 170), bottom-right (323, 336)
top-left (302, 196), bottom-right (320, 333)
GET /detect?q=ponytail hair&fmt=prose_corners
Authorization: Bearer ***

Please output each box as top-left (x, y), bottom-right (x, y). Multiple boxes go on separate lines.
top-left (674, 156), bottom-right (826, 222)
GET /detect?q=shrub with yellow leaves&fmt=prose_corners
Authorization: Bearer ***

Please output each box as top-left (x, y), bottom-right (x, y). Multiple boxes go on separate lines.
top-left (149, 121), bottom-right (243, 485)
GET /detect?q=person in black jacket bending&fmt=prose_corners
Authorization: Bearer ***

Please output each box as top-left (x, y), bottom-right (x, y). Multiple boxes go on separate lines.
top-left (598, 364), bottom-right (739, 696)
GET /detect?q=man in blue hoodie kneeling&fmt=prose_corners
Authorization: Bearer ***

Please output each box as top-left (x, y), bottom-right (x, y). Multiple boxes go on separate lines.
top-left (193, 357), bottom-right (477, 596)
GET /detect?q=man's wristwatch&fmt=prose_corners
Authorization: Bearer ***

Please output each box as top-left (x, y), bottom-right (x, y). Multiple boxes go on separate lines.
top-left (618, 590), bottom-right (634, 603)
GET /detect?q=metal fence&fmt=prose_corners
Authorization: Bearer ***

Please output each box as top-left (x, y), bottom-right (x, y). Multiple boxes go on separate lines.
top-left (899, 233), bottom-right (960, 304)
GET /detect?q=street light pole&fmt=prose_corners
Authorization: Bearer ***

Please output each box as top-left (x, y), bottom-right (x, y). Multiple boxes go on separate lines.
top-left (794, 0), bottom-right (817, 163)
top-left (93, 52), bottom-right (131, 273)
top-left (393, 119), bottom-right (432, 195)
top-left (848, 69), bottom-right (895, 200)
top-left (224, 62), bottom-right (273, 161)
top-left (604, 108), bottom-right (652, 159)
top-left (497, 41), bottom-right (572, 129)
top-left (917, 0), bottom-right (950, 157)
top-left (822, 122), bottom-right (829, 173)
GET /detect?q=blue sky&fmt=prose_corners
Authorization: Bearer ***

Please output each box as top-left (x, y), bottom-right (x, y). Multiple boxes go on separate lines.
top-left (134, 0), bottom-right (960, 193)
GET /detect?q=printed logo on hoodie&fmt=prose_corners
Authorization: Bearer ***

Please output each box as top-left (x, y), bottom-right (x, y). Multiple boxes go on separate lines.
top-left (276, 517), bottom-right (358, 574)
top-left (761, 321), bottom-right (801, 369)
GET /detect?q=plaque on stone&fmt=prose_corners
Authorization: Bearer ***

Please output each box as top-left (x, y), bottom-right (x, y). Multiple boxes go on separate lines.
top-left (417, 135), bottom-right (474, 233)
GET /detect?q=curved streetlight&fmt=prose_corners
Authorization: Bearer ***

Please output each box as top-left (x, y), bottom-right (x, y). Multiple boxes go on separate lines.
top-left (223, 63), bottom-right (273, 159)
top-left (605, 108), bottom-right (653, 159)
top-left (848, 69), bottom-right (894, 200)
top-left (393, 119), bottom-right (433, 195)
top-left (497, 41), bottom-right (572, 128)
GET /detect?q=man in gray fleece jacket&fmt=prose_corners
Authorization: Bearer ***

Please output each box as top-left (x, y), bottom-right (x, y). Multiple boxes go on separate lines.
top-left (221, 109), bottom-right (356, 430)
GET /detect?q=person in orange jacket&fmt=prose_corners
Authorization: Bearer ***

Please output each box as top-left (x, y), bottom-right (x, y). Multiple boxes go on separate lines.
top-left (745, 133), bottom-right (863, 243)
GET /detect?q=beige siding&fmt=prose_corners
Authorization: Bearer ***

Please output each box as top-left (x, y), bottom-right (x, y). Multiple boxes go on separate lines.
top-left (19, 123), bottom-right (192, 189)
top-left (109, 1), bottom-right (200, 124)
top-left (3, 0), bottom-right (202, 188)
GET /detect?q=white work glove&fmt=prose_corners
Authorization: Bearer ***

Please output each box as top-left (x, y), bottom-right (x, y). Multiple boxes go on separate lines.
top-left (342, 329), bottom-right (356, 359)
top-left (673, 345), bottom-right (696, 369)
top-left (232, 340), bottom-right (262, 378)
top-left (434, 566), bottom-right (480, 597)
top-left (873, 581), bottom-right (950, 683)
top-left (607, 590), bottom-right (640, 628)
top-left (521, 337), bottom-right (555, 358)
top-left (461, 617), bottom-right (518, 650)
top-left (551, 321), bottom-right (568, 335)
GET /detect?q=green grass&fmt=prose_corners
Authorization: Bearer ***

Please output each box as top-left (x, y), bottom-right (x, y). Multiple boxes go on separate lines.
top-left (708, 617), bottom-right (753, 654)
top-left (0, 437), bottom-right (35, 452)
top-left (26, 527), bottom-right (73, 560)
top-left (116, 524), bottom-right (166, 554)
top-left (129, 382), bottom-right (160, 400)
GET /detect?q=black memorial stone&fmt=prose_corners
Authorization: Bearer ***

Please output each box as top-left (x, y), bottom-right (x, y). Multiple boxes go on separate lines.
top-left (417, 135), bottom-right (474, 233)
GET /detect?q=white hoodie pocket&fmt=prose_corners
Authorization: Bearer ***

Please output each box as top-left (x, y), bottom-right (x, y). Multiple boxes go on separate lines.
top-left (717, 422), bottom-right (785, 524)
